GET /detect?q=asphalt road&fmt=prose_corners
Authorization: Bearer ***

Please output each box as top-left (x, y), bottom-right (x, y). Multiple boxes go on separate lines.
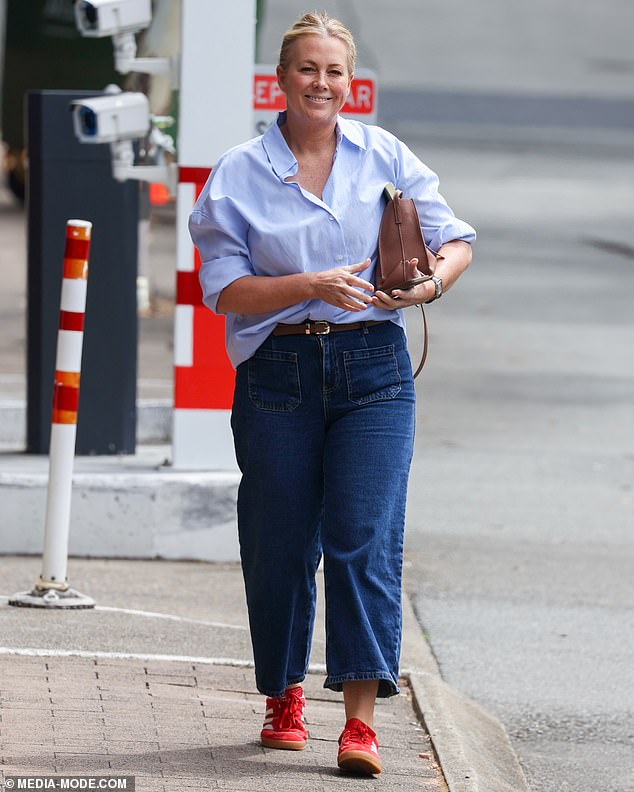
top-left (402, 134), bottom-right (634, 792)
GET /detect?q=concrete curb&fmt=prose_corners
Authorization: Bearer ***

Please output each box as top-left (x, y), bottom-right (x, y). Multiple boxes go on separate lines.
top-left (0, 399), bottom-right (172, 447)
top-left (401, 593), bottom-right (529, 792)
top-left (0, 446), bottom-right (241, 561)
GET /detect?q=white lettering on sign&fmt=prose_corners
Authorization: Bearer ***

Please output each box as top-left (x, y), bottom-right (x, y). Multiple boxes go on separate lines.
top-left (253, 76), bottom-right (285, 111)
top-left (346, 82), bottom-right (373, 111)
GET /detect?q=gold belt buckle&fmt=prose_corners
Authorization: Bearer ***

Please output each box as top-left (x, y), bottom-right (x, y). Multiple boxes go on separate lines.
top-left (310, 320), bottom-right (331, 335)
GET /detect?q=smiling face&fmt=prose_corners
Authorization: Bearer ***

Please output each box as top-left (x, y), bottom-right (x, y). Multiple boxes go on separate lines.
top-left (276, 34), bottom-right (353, 132)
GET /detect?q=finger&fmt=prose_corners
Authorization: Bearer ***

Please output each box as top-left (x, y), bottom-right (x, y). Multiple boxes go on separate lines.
top-left (371, 291), bottom-right (398, 308)
top-left (344, 289), bottom-right (372, 308)
top-left (348, 276), bottom-right (375, 292)
top-left (347, 258), bottom-right (371, 272)
top-left (345, 286), bottom-right (373, 303)
top-left (375, 289), bottom-right (397, 302)
top-left (370, 297), bottom-right (393, 311)
top-left (341, 299), bottom-right (366, 312)
top-left (390, 289), bottom-right (418, 305)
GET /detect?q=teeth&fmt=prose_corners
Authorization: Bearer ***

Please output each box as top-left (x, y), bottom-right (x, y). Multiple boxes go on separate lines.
top-left (306, 96), bottom-right (330, 103)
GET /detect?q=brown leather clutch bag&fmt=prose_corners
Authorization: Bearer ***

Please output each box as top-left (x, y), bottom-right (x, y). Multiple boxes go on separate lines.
top-left (376, 182), bottom-right (443, 294)
top-left (376, 183), bottom-right (444, 377)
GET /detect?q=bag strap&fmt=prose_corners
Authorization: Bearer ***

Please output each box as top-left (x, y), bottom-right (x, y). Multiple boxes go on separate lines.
top-left (383, 182), bottom-right (428, 379)
top-left (412, 304), bottom-right (428, 379)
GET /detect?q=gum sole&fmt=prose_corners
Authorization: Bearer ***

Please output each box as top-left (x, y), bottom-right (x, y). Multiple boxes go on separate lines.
top-left (261, 737), bottom-right (307, 750)
top-left (338, 751), bottom-right (382, 775)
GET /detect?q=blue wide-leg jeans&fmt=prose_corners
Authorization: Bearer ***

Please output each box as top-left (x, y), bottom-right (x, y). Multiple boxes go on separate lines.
top-left (231, 321), bottom-right (416, 698)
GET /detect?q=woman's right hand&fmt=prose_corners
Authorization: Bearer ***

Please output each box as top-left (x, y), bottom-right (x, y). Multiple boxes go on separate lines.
top-left (308, 258), bottom-right (374, 312)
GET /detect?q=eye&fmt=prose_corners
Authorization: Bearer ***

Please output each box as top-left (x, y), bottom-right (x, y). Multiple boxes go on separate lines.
top-left (301, 67), bottom-right (315, 72)
top-left (329, 70), bottom-right (343, 76)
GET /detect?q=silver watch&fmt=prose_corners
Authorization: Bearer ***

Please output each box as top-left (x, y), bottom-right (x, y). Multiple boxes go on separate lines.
top-left (426, 275), bottom-right (443, 303)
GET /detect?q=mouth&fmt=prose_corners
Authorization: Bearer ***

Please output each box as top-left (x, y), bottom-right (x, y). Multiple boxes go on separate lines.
top-left (304, 96), bottom-right (332, 103)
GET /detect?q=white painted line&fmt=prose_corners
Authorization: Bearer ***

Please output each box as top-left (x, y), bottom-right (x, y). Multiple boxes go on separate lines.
top-left (0, 596), bottom-right (248, 632)
top-left (94, 605), bottom-right (249, 631)
top-left (0, 646), bottom-right (328, 676)
top-left (0, 647), bottom-right (255, 666)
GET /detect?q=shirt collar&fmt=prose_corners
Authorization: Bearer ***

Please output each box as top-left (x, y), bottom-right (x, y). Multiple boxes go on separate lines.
top-left (262, 112), bottom-right (367, 181)
top-left (336, 115), bottom-right (367, 150)
top-left (262, 113), bottom-right (297, 180)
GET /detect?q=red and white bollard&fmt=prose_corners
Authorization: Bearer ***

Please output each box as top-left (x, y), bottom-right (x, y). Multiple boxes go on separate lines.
top-left (10, 220), bottom-right (95, 609)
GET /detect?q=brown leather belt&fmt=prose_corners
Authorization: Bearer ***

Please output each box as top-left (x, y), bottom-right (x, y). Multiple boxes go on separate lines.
top-left (273, 320), bottom-right (388, 337)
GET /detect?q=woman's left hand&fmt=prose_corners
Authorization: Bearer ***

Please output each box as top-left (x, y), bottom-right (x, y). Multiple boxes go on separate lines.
top-left (371, 242), bottom-right (473, 310)
top-left (371, 283), bottom-right (432, 310)
top-left (371, 258), bottom-right (434, 310)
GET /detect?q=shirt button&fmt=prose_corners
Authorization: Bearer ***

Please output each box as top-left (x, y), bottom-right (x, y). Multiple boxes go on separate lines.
top-left (328, 215), bottom-right (335, 221)
top-left (336, 255), bottom-right (344, 261)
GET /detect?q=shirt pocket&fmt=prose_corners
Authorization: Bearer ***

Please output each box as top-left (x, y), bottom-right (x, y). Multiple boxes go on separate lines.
top-left (344, 344), bottom-right (402, 405)
top-left (247, 349), bottom-right (302, 412)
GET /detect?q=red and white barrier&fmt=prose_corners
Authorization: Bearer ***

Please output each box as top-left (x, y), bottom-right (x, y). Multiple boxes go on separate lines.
top-left (9, 220), bottom-right (95, 609)
top-left (172, 167), bottom-right (237, 469)
top-left (172, 0), bottom-right (254, 470)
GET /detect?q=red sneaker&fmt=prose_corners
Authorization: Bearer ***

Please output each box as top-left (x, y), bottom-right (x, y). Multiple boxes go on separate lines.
top-left (260, 686), bottom-right (308, 750)
top-left (337, 717), bottom-right (382, 775)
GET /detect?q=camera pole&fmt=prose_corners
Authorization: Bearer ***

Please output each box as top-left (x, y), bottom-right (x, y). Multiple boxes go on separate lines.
top-left (10, 220), bottom-right (96, 609)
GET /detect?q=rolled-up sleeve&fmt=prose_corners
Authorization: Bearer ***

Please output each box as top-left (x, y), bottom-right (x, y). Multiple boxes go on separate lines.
top-left (394, 140), bottom-right (476, 252)
top-left (189, 194), bottom-right (254, 314)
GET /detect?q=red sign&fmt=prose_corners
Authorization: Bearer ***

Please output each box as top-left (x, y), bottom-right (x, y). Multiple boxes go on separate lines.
top-left (253, 74), bottom-right (375, 115)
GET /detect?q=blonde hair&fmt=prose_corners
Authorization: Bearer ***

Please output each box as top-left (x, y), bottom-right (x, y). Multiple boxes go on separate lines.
top-left (278, 11), bottom-right (357, 76)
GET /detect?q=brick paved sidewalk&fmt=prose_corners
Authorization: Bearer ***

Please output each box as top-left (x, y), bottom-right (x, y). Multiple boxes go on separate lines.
top-left (0, 654), bottom-right (447, 792)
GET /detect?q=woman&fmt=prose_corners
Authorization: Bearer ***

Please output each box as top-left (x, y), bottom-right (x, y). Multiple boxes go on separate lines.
top-left (189, 11), bottom-right (475, 776)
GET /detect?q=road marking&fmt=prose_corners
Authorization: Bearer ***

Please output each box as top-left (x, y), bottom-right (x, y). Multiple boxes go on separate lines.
top-left (0, 646), bottom-right (328, 675)
top-left (0, 595), bottom-right (249, 632)
top-left (94, 604), bottom-right (249, 631)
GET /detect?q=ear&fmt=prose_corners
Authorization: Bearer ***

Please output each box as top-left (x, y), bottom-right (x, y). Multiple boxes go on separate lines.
top-left (346, 72), bottom-right (354, 97)
top-left (276, 64), bottom-right (287, 94)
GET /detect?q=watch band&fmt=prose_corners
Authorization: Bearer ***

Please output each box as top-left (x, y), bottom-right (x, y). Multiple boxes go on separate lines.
top-left (425, 275), bottom-right (443, 303)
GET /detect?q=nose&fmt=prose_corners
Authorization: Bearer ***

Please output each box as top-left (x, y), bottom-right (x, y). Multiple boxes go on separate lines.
top-left (313, 71), bottom-right (328, 88)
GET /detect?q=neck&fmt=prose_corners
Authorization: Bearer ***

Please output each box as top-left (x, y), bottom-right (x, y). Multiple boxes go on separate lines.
top-left (281, 116), bottom-right (337, 157)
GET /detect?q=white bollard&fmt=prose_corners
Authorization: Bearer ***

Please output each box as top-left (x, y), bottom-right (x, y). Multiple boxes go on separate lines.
top-left (9, 220), bottom-right (95, 609)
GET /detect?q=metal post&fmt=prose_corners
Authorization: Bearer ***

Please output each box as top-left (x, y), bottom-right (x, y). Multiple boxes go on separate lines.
top-left (26, 90), bottom-right (138, 456)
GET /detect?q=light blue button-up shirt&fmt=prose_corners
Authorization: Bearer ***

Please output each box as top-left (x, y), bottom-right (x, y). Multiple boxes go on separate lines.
top-left (189, 112), bottom-right (476, 368)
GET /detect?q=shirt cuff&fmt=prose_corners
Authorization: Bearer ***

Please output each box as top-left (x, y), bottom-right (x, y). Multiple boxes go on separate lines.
top-left (427, 219), bottom-right (476, 252)
top-left (199, 255), bottom-right (254, 314)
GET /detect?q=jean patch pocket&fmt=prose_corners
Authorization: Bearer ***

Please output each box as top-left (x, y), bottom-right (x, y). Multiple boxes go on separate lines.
top-left (344, 344), bottom-right (401, 405)
top-left (247, 349), bottom-right (301, 411)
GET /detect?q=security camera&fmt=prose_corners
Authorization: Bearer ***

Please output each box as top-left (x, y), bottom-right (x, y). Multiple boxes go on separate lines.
top-left (70, 88), bottom-right (176, 192)
top-left (71, 92), bottom-right (150, 144)
top-left (74, 0), bottom-right (151, 37)
top-left (74, 0), bottom-right (170, 76)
